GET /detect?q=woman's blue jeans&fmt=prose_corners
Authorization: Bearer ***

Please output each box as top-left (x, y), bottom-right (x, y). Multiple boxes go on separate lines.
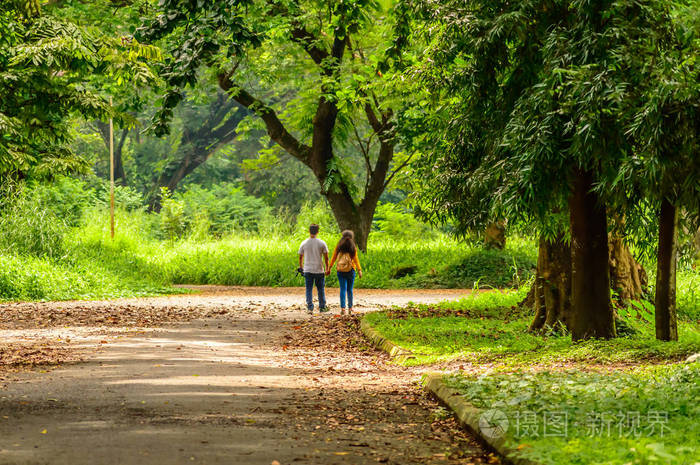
top-left (337, 270), bottom-right (355, 309)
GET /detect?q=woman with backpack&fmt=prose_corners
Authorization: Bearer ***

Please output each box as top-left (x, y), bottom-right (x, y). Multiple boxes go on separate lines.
top-left (327, 230), bottom-right (362, 315)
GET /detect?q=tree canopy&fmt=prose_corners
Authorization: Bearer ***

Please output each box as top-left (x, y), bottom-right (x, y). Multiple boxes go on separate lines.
top-left (0, 0), bottom-right (160, 180)
top-left (402, 0), bottom-right (700, 339)
top-left (136, 0), bottom-right (417, 249)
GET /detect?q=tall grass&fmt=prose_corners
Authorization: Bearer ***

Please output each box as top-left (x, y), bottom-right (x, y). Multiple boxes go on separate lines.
top-left (68, 208), bottom-right (538, 290)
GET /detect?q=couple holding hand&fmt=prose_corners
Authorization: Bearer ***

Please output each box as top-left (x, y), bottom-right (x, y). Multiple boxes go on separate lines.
top-left (298, 224), bottom-right (362, 315)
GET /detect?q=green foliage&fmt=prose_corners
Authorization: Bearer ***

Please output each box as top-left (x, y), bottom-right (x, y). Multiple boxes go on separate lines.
top-left (135, 0), bottom-right (421, 248)
top-left (0, 252), bottom-right (173, 302)
top-left (363, 290), bottom-right (700, 366)
top-left (0, 2), bottom-right (160, 179)
top-left (25, 177), bottom-right (98, 226)
top-left (406, 0), bottom-right (700, 243)
top-left (294, 202), bottom-right (340, 240)
top-left (243, 153), bottom-right (323, 214)
top-left (0, 186), bottom-right (539, 300)
top-left (372, 202), bottom-right (436, 239)
top-left (444, 365), bottom-right (699, 465)
top-left (0, 176), bottom-right (149, 257)
top-left (675, 269), bottom-right (700, 321)
top-left (0, 184), bottom-right (67, 258)
top-left (0, 5), bottom-right (98, 177)
top-left (443, 244), bottom-right (536, 289)
top-left (159, 187), bottom-right (185, 241)
top-left (155, 183), bottom-right (275, 240)
top-left (177, 183), bottom-right (272, 237)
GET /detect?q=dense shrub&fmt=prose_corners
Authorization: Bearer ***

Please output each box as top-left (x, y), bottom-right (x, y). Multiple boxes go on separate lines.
top-left (0, 183), bottom-right (68, 258)
top-left (159, 188), bottom-right (186, 240)
top-left (443, 247), bottom-right (537, 288)
top-left (154, 183), bottom-right (274, 240)
top-left (177, 183), bottom-right (272, 236)
top-left (294, 202), bottom-right (340, 239)
top-left (372, 202), bottom-right (436, 239)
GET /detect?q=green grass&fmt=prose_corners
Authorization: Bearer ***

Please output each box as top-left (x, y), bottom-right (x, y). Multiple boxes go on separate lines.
top-left (363, 291), bottom-right (700, 367)
top-left (152, 235), bottom-right (535, 289)
top-left (0, 253), bottom-right (177, 302)
top-left (676, 270), bottom-right (700, 320)
top-left (362, 285), bottom-right (700, 464)
top-left (0, 207), bottom-right (538, 301)
top-left (443, 365), bottom-right (699, 465)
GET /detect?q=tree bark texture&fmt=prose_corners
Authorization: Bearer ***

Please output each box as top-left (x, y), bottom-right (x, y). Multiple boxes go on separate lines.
top-left (484, 221), bottom-right (507, 250)
top-left (608, 234), bottom-right (647, 303)
top-left (568, 168), bottom-right (616, 340)
top-left (655, 199), bottom-right (679, 341)
top-left (528, 236), bottom-right (572, 333)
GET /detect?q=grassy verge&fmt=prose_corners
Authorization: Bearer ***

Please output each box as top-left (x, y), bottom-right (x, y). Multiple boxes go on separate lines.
top-left (0, 253), bottom-right (178, 302)
top-left (443, 365), bottom-right (699, 465)
top-left (364, 291), bottom-right (700, 464)
top-left (363, 291), bottom-right (700, 367)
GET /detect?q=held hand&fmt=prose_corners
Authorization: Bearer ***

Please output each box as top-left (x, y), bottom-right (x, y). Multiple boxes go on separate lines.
top-left (325, 270), bottom-right (331, 276)
top-left (358, 270), bottom-right (363, 279)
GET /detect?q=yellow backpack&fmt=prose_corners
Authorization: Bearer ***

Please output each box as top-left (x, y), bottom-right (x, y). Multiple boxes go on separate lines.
top-left (336, 252), bottom-right (354, 272)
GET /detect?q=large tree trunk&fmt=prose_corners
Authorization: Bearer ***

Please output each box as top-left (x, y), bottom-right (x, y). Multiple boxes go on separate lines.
top-left (524, 233), bottom-right (647, 334)
top-left (217, 33), bottom-right (400, 254)
top-left (528, 236), bottom-right (572, 333)
top-left (312, 109), bottom-right (393, 253)
top-left (326, 196), bottom-right (374, 252)
top-left (655, 199), bottom-right (679, 341)
top-left (568, 168), bottom-right (615, 340)
top-left (608, 234), bottom-right (647, 303)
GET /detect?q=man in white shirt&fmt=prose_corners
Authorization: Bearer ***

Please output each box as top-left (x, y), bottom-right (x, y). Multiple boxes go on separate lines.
top-left (298, 224), bottom-right (330, 314)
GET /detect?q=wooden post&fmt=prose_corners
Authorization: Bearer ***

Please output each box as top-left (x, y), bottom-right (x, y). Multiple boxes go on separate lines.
top-left (109, 97), bottom-right (115, 239)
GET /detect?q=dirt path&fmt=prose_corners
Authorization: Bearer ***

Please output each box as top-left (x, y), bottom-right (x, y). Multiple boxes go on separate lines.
top-left (0, 288), bottom-right (497, 465)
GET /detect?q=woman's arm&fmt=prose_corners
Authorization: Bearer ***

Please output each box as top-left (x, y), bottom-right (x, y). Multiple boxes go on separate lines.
top-left (327, 246), bottom-right (339, 274)
top-left (353, 254), bottom-right (362, 278)
top-left (353, 254), bottom-right (361, 271)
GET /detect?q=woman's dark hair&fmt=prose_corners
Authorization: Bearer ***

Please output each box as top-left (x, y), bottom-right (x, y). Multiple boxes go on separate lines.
top-left (336, 230), bottom-right (356, 257)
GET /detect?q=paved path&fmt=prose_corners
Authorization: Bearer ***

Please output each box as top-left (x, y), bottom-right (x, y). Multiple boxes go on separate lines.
top-left (0, 288), bottom-right (495, 465)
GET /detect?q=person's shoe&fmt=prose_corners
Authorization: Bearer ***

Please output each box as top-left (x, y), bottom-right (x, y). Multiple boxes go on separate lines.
top-left (340, 308), bottom-right (346, 315)
top-left (348, 308), bottom-right (353, 315)
top-left (307, 308), bottom-right (314, 315)
top-left (319, 307), bottom-right (330, 313)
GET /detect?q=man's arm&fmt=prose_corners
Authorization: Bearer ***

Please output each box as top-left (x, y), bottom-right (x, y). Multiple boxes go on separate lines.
top-left (299, 254), bottom-right (304, 269)
top-left (323, 252), bottom-right (329, 273)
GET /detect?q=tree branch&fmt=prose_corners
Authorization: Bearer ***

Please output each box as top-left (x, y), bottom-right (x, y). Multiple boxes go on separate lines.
top-left (218, 72), bottom-right (311, 163)
top-left (289, 26), bottom-right (329, 68)
top-left (384, 150), bottom-right (417, 190)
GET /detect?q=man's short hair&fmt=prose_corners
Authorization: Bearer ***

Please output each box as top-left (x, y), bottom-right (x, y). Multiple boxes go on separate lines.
top-left (309, 224), bottom-right (320, 235)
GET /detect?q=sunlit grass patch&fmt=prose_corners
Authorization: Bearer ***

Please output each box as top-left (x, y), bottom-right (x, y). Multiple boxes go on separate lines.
top-left (363, 290), bottom-right (700, 367)
top-left (443, 364), bottom-right (699, 465)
